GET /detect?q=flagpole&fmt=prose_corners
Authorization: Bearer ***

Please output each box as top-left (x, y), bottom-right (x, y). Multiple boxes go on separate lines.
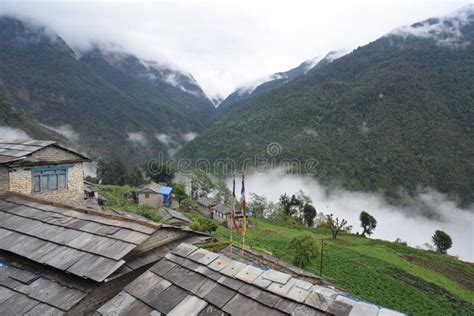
top-left (229, 174), bottom-right (236, 255)
top-left (240, 168), bottom-right (247, 262)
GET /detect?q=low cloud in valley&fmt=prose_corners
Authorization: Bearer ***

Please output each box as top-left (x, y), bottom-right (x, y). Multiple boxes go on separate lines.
top-left (237, 170), bottom-right (473, 262)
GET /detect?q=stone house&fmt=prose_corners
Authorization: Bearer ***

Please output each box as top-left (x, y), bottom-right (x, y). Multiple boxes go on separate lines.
top-left (212, 203), bottom-right (232, 224)
top-left (212, 203), bottom-right (250, 228)
top-left (137, 182), bottom-right (173, 208)
top-left (0, 139), bottom-right (90, 205)
top-left (196, 196), bottom-right (217, 217)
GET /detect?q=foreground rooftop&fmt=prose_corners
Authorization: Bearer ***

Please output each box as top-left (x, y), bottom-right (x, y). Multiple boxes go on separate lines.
top-left (98, 243), bottom-right (405, 316)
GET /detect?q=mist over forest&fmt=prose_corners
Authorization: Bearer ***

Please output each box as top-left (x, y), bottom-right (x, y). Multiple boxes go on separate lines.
top-left (236, 170), bottom-right (473, 262)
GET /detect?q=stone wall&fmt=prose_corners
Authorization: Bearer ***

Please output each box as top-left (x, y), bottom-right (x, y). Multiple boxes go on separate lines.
top-left (138, 192), bottom-right (163, 208)
top-left (25, 146), bottom-right (83, 163)
top-left (0, 166), bottom-right (9, 193)
top-left (8, 163), bottom-right (85, 205)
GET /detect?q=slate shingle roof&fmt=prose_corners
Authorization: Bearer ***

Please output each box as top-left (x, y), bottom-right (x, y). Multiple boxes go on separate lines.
top-left (0, 193), bottom-right (159, 282)
top-left (0, 194), bottom-right (210, 314)
top-left (0, 253), bottom-right (89, 315)
top-left (212, 203), bottom-right (231, 214)
top-left (0, 139), bottom-right (89, 163)
top-left (97, 243), bottom-right (405, 316)
top-left (197, 196), bottom-right (217, 207)
top-left (158, 208), bottom-right (192, 224)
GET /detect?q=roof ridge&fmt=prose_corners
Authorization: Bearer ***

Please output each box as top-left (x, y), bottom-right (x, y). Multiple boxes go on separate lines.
top-left (3, 192), bottom-right (161, 229)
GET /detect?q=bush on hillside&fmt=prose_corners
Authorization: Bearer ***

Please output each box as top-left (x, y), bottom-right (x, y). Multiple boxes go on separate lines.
top-left (289, 234), bottom-right (320, 268)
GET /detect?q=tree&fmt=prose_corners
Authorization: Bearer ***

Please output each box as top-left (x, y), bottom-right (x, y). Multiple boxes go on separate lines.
top-left (303, 204), bottom-right (317, 227)
top-left (359, 211), bottom-right (377, 237)
top-left (129, 166), bottom-right (144, 187)
top-left (279, 193), bottom-right (303, 217)
top-left (190, 169), bottom-right (215, 199)
top-left (248, 193), bottom-right (268, 218)
top-left (145, 161), bottom-right (175, 185)
top-left (432, 230), bottom-right (452, 254)
top-left (173, 181), bottom-right (188, 207)
top-left (96, 158), bottom-right (128, 185)
top-left (326, 214), bottom-right (352, 239)
top-left (214, 178), bottom-right (231, 205)
top-left (289, 234), bottom-right (320, 268)
top-left (315, 212), bottom-right (330, 229)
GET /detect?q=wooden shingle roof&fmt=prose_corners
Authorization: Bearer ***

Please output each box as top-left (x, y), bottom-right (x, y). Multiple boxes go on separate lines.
top-left (97, 243), bottom-right (405, 316)
top-left (0, 194), bottom-right (160, 282)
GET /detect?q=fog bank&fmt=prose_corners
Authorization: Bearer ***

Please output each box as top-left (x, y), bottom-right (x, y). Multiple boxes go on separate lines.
top-left (242, 170), bottom-right (473, 262)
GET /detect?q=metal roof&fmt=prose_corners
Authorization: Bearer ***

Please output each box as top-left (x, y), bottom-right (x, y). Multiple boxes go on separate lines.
top-left (97, 243), bottom-right (406, 316)
top-left (159, 186), bottom-right (173, 195)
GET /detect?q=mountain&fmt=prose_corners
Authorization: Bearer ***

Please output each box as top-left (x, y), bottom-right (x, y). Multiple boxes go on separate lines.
top-left (179, 5), bottom-right (474, 206)
top-left (0, 102), bottom-right (68, 143)
top-left (0, 16), bottom-right (215, 164)
top-left (218, 50), bottom-right (347, 108)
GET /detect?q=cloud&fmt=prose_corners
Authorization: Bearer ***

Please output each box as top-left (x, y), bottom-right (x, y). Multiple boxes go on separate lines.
top-left (155, 133), bottom-right (175, 147)
top-left (47, 124), bottom-right (80, 143)
top-left (389, 4), bottom-right (474, 46)
top-left (234, 170), bottom-right (473, 262)
top-left (182, 132), bottom-right (197, 142)
top-left (0, 1), bottom-right (469, 99)
top-left (360, 121), bottom-right (369, 136)
top-left (0, 126), bottom-right (31, 140)
top-left (127, 132), bottom-right (147, 146)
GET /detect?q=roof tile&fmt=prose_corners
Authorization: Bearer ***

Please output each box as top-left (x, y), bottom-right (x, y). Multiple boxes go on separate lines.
top-left (168, 295), bottom-right (207, 316)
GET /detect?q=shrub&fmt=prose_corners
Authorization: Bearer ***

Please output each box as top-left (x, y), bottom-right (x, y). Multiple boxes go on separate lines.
top-left (190, 218), bottom-right (219, 234)
top-left (289, 234), bottom-right (320, 268)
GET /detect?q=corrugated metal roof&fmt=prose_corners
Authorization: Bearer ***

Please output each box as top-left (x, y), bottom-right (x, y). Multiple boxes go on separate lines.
top-left (159, 186), bottom-right (172, 195)
top-left (137, 183), bottom-right (172, 195)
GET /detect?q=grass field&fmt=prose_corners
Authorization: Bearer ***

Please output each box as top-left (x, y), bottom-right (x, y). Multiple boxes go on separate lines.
top-left (96, 186), bottom-right (473, 315)
top-left (97, 184), bottom-right (165, 223)
top-left (185, 211), bottom-right (474, 315)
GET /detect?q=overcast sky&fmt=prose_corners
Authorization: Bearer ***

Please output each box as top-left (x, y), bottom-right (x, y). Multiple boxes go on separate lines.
top-left (1, 0), bottom-right (472, 99)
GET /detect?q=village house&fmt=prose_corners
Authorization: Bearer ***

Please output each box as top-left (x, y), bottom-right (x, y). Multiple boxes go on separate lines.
top-left (196, 196), bottom-right (217, 216)
top-left (212, 203), bottom-right (250, 228)
top-left (212, 203), bottom-right (232, 224)
top-left (0, 192), bottom-right (209, 314)
top-left (137, 182), bottom-right (173, 208)
top-left (0, 140), bottom-right (89, 205)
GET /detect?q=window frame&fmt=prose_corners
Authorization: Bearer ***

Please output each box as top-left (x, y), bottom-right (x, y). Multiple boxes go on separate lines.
top-left (31, 165), bottom-right (71, 193)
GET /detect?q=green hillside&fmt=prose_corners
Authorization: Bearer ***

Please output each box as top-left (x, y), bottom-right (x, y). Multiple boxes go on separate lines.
top-left (0, 102), bottom-right (68, 143)
top-left (96, 183), bottom-right (474, 315)
top-left (190, 212), bottom-right (474, 315)
top-left (0, 16), bottom-right (215, 164)
top-left (180, 11), bottom-right (474, 205)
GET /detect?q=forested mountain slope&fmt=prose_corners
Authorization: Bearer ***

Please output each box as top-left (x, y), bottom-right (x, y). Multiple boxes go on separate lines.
top-left (0, 16), bottom-right (215, 164)
top-left (180, 6), bottom-right (474, 205)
